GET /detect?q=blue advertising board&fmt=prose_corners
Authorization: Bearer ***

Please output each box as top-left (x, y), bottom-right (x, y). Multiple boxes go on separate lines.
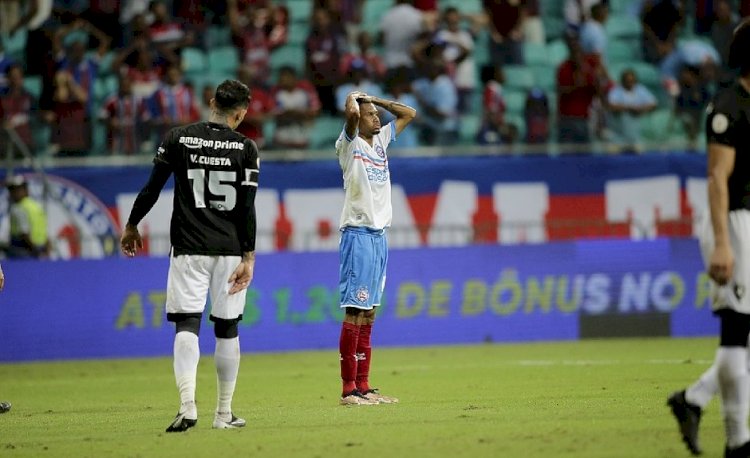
top-left (0, 238), bottom-right (716, 362)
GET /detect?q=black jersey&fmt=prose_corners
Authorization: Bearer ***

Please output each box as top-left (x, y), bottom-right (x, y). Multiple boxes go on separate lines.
top-left (127, 121), bottom-right (260, 256)
top-left (706, 81), bottom-right (750, 211)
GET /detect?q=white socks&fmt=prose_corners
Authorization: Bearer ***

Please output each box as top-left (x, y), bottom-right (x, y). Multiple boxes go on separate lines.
top-left (718, 347), bottom-right (750, 448)
top-left (686, 362), bottom-right (719, 408)
top-left (173, 331), bottom-right (200, 419)
top-left (215, 337), bottom-right (240, 415)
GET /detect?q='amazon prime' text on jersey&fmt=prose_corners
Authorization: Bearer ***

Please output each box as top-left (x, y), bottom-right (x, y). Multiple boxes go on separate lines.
top-left (157, 122), bottom-right (259, 255)
top-left (336, 121), bottom-right (396, 230)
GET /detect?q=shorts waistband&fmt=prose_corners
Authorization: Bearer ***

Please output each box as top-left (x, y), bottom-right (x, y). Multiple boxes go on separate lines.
top-left (342, 226), bottom-right (386, 236)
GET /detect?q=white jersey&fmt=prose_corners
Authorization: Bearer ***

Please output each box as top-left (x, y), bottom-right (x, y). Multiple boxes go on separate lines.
top-left (336, 121), bottom-right (396, 230)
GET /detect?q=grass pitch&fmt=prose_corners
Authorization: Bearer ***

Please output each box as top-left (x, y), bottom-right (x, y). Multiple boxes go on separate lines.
top-left (0, 337), bottom-right (725, 457)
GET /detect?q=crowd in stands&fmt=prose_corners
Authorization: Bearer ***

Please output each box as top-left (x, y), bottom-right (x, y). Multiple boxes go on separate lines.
top-left (0, 0), bottom-right (748, 157)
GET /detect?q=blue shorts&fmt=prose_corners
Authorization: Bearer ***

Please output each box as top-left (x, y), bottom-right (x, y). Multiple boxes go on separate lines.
top-left (339, 227), bottom-right (388, 310)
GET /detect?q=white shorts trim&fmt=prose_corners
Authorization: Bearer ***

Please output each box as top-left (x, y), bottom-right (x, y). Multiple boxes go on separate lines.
top-left (166, 254), bottom-right (247, 320)
top-left (699, 209), bottom-right (750, 314)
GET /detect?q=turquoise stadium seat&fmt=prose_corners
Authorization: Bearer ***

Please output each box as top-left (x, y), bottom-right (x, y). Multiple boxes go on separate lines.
top-left (287, 0), bottom-right (313, 23)
top-left (639, 109), bottom-right (686, 141)
top-left (630, 62), bottom-right (662, 87)
top-left (270, 46), bottom-right (306, 72)
top-left (542, 17), bottom-right (567, 42)
top-left (22, 76), bottom-right (42, 99)
top-left (607, 40), bottom-right (641, 64)
top-left (531, 65), bottom-right (557, 90)
top-left (606, 15), bottom-right (643, 39)
top-left (93, 75), bottom-right (118, 103)
top-left (207, 47), bottom-right (239, 75)
top-left (442, 0), bottom-right (482, 15)
top-left (503, 65), bottom-right (536, 91)
top-left (504, 90), bottom-right (527, 116)
top-left (539, 0), bottom-right (564, 17)
top-left (1, 31), bottom-right (27, 60)
top-left (459, 114), bottom-right (481, 144)
top-left (524, 42), bottom-right (548, 66)
top-left (182, 47), bottom-right (207, 75)
top-left (311, 116), bottom-right (344, 149)
top-left (363, 0), bottom-right (391, 26)
top-left (207, 26), bottom-right (232, 48)
top-left (287, 23), bottom-right (308, 46)
top-left (546, 39), bottom-right (569, 68)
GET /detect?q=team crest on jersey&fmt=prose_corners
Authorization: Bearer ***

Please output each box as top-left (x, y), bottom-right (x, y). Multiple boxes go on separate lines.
top-left (0, 174), bottom-right (119, 259)
top-left (374, 145), bottom-right (385, 159)
top-left (356, 286), bottom-right (370, 303)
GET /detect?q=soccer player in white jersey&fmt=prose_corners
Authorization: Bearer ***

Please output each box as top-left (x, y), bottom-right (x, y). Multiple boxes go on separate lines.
top-left (667, 20), bottom-right (750, 457)
top-left (336, 90), bottom-right (416, 405)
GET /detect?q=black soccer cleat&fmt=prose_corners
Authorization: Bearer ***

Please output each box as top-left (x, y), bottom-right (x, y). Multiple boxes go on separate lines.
top-left (165, 412), bottom-right (197, 432)
top-left (725, 441), bottom-right (750, 458)
top-left (0, 401), bottom-right (10, 414)
top-left (667, 390), bottom-right (703, 456)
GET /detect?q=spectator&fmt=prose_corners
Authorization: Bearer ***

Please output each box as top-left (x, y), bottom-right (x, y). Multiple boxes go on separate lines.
top-left (522, 0), bottom-right (545, 44)
top-left (659, 39), bottom-right (720, 83)
top-left (99, 75), bottom-right (147, 155)
top-left (556, 37), bottom-right (601, 144)
top-left (413, 0), bottom-right (440, 31)
top-left (10, 0), bottom-right (54, 76)
top-left (305, 7), bottom-right (346, 115)
top-left (336, 59), bottom-right (383, 113)
top-left (236, 64), bottom-right (276, 149)
top-left (147, 64), bottom-right (200, 140)
top-left (272, 66), bottom-right (321, 149)
top-left (579, 3), bottom-right (609, 64)
top-left (641, 0), bottom-right (684, 64)
top-left (435, 7), bottom-right (477, 114)
top-left (198, 83), bottom-right (214, 120)
top-left (674, 65), bottom-right (710, 145)
top-left (5, 176), bottom-right (49, 259)
top-left (476, 65), bottom-right (518, 145)
top-left (53, 19), bottom-right (112, 116)
top-left (83, 0), bottom-right (122, 47)
top-left (337, 0), bottom-right (365, 46)
top-left (340, 30), bottom-right (387, 81)
top-left (379, 0), bottom-right (425, 74)
top-left (412, 58), bottom-right (459, 146)
top-left (44, 69), bottom-right (89, 156)
top-left (482, 0), bottom-right (525, 66)
top-left (564, 0), bottom-right (601, 30)
top-left (147, 0), bottom-right (194, 54)
top-left (383, 67), bottom-right (420, 149)
top-left (0, 0), bottom-right (22, 34)
top-left (711, 0), bottom-right (739, 85)
top-left (228, 0), bottom-right (286, 86)
top-left (606, 68), bottom-right (657, 151)
top-left (0, 64), bottom-right (37, 155)
top-left (524, 88), bottom-right (551, 144)
top-left (113, 35), bottom-right (177, 98)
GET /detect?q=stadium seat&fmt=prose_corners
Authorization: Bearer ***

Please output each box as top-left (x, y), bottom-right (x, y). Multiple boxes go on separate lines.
top-left (288, 0), bottom-right (313, 23)
top-left (182, 47), bottom-right (207, 75)
top-left (503, 65), bottom-right (536, 91)
top-left (609, 0), bottom-right (637, 15)
top-left (505, 114), bottom-right (526, 140)
top-left (1, 30), bottom-right (27, 60)
top-left (607, 40), bottom-right (641, 64)
top-left (459, 114), bottom-right (481, 144)
top-left (539, 0), bottom-right (564, 17)
top-left (287, 23), bottom-right (309, 46)
top-left (442, 0), bottom-right (482, 15)
top-left (640, 109), bottom-right (685, 141)
top-left (606, 14), bottom-right (643, 39)
top-left (524, 42), bottom-right (548, 66)
top-left (546, 39), bottom-right (569, 68)
top-left (542, 17), bottom-right (567, 42)
top-left (207, 26), bottom-right (232, 48)
top-left (207, 47), bottom-right (239, 75)
top-left (22, 75), bottom-right (42, 99)
top-left (630, 61), bottom-right (663, 88)
top-left (504, 90), bottom-right (527, 116)
top-left (93, 75), bottom-right (118, 102)
top-left (91, 121), bottom-right (107, 154)
top-left (270, 46), bottom-right (306, 73)
top-left (363, 0), bottom-right (391, 26)
top-left (530, 65), bottom-right (556, 91)
top-left (311, 116), bottom-right (344, 149)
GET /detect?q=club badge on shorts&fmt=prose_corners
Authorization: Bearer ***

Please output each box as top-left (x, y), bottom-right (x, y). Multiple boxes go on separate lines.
top-left (356, 286), bottom-right (370, 303)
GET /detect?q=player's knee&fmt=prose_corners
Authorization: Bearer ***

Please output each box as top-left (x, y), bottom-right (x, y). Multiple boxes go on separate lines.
top-left (363, 309), bottom-right (376, 324)
top-left (213, 317), bottom-right (240, 339)
top-left (171, 314), bottom-right (202, 336)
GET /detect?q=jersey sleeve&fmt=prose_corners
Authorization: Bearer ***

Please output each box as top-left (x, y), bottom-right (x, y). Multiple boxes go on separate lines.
top-left (237, 139), bottom-right (260, 253)
top-left (154, 128), bottom-right (178, 167)
top-left (706, 94), bottom-right (738, 147)
top-left (376, 121), bottom-right (396, 146)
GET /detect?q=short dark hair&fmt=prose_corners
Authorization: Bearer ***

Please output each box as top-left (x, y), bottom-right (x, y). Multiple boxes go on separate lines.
top-left (729, 19), bottom-right (750, 75)
top-left (214, 79), bottom-right (250, 112)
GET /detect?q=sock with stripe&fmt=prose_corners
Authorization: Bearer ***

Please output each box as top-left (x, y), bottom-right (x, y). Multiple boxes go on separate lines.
top-left (356, 324), bottom-right (372, 393)
top-left (339, 322), bottom-right (360, 395)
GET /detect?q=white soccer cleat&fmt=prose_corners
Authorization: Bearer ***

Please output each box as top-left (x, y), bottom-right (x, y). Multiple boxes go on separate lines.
top-left (340, 390), bottom-right (379, 406)
top-left (363, 389), bottom-right (399, 404)
top-left (213, 412), bottom-right (246, 429)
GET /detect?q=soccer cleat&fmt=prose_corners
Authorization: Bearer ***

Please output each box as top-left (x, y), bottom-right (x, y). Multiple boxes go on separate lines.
top-left (667, 390), bottom-right (702, 456)
top-left (0, 401), bottom-right (10, 413)
top-left (213, 412), bottom-right (246, 429)
top-left (725, 441), bottom-right (750, 458)
top-left (363, 389), bottom-right (399, 404)
top-left (340, 389), bottom-right (379, 405)
top-left (165, 411), bottom-right (198, 432)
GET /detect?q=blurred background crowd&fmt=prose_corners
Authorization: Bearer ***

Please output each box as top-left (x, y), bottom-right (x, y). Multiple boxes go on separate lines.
top-left (0, 0), bottom-right (745, 157)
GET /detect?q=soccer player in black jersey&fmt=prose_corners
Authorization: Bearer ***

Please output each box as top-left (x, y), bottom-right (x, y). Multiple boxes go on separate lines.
top-left (0, 261), bottom-right (8, 414)
top-left (667, 20), bottom-right (750, 458)
top-left (120, 80), bottom-right (259, 433)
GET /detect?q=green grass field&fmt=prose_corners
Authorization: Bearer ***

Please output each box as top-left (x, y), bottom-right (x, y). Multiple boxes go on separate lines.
top-left (0, 337), bottom-right (727, 457)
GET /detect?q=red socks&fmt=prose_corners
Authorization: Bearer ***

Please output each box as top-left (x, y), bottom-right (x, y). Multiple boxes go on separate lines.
top-left (356, 324), bottom-right (372, 393)
top-left (339, 322), bottom-right (360, 395)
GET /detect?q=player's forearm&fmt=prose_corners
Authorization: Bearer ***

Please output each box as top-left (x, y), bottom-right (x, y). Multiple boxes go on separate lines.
top-left (127, 161), bottom-right (172, 226)
top-left (371, 97), bottom-right (416, 121)
top-left (708, 175), bottom-right (730, 246)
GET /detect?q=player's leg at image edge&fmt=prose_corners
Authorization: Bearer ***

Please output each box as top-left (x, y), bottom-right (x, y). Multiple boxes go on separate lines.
top-left (212, 316), bottom-right (246, 429)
